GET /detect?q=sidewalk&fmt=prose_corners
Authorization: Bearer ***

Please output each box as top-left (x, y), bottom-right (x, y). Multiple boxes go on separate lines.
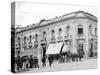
top-left (23, 58), bottom-right (97, 73)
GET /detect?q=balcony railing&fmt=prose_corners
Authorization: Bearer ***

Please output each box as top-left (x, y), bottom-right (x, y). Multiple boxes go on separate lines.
top-left (34, 40), bottom-right (38, 48)
top-left (78, 34), bottom-right (84, 37)
top-left (64, 36), bottom-right (68, 40)
top-left (41, 39), bottom-right (47, 44)
top-left (50, 37), bottom-right (56, 43)
top-left (16, 44), bottom-right (20, 49)
top-left (57, 36), bottom-right (63, 42)
top-left (28, 42), bottom-right (32, 48)
top-left (22, 43), bottom-right (27, 49)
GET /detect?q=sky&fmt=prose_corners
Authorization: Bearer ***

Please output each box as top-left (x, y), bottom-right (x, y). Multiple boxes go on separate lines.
top-left (15, 2), bottom-right (97, 27)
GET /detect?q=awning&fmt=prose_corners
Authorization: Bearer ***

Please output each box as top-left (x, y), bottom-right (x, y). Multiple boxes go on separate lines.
top-left (62, 45), bottom-right (70, 53)
top-left (46, 42), bottom-right (63, 54)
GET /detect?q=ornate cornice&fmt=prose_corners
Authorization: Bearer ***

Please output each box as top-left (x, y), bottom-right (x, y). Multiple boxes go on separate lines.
top-left (16, 11), bottom-right (97, 34)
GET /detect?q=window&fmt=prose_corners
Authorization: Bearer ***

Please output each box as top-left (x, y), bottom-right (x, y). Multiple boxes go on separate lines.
top-left (51, 29), bottom-right (55, 39)
top-left (95, 28), bottom-right (97, 36)
top-left (43, 31), bottom-right (46, 35)
top-left (78, 25), bottom-right (83, 35)
top-left (18, 37), bottom-right (20, 45)
top-left (89, 25), bottom-right (92, 35)
top-left (52, 30), bottom-right (54, 33)
top-left (24, 37), bottom-right (26, 44)
top-left (66, 26), bottom-right (70, 36)
top-left (78, 44), bottom-right (83, 50)
top-left (43, 31), bottom-right (46, 40)
top-left (58, 28), bottom-right (62, 37)
top-left (78, 28), bottom-right (83, 34)
top-left (29, 35), bottom-right (32, 43)
top-left (35, 34), bottom-right (38, 41)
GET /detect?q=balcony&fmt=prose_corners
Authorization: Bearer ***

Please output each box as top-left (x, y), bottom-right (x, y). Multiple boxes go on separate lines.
top-left (22, 43), bottom-right (27, 49)
top-left (16, 44), bottom-right (20, 49)
top-left (34, 40), bottom-right (38, 48)
top-left (78, 34), bottom-right (84, 37)
top-left (40, 39), bottom-right (47, 44)
top-left (57, 36), bottom-right (63, 42)
top-left (64, 36), bottom-right (68, 40)
top-left (50, 37), bottom-right (56, 43)
top-left (28, 42), bottom-right (32, 48)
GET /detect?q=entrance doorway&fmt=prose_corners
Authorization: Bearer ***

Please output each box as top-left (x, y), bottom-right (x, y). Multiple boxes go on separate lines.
top-left (41, 44), bottom-right (46, 58)
top-left (89, 39), bottom-right (94, 57)
top-left (77, 39), bottom-right (85, 57)
top-left (78, 44), bottom-right (84, 52)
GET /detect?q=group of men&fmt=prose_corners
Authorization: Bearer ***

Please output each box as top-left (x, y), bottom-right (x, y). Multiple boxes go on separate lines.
top-left (15, 48), bottom-right (85, 72)
top-left (15, 55), bottom-right (39, 72)
top-left (60, 49), bottom-right (85, 63)
top-left (41, 55), bottom-right (54, 67)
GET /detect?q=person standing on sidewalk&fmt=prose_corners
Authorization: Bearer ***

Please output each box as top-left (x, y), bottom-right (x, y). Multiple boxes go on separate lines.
top-left (42, 57), bottom-right (46, 67)
top-left (35, 57), bottom-right (39, 68)
top-left (29, 55), bottom-right (33, 68)
top-left (48, 55), bottom-right (53, 67)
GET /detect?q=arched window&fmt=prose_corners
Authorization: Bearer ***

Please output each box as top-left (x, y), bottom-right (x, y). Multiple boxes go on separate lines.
top-left (24, 37), bottom-right (26, 44)
top-left (58, 28), bottom-right (62, 37)
top-left (18, 37), bottom-right (20, 45)
top-left (35, 34), bottom-right (38, 41)
top-left (95, 28), bottom-right (97, 36)
top-left (89, 25), bottom-right (92, 35)
top-left (52, 29), bottom-right (54, 33)
top-left (43, 31), bottom-right (46, 40)
top-left (66, 26), bottom-right (70, 36)
top-left (51, 29), bottom-right (55, 39)
top-left (29, 35), bottom-right (32, 43)
top-left (78, 25), bottom-right (83, 35)
top-left (43, 31), bottom-right (46, 35)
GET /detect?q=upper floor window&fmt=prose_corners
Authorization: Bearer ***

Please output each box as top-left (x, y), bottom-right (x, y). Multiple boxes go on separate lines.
top-left (51, 29), bottom-right (55, 39)
top-left (18, 37), bottom-right (20, 45)
top-left (24, 37), bottom-right (26, 44)
top-left (89, 25), bottom-right (92, 35)
top-left (29, 35), bottom-right (32, 43)
top-left (58, 28), bottom-right (62, 37)
top-left (66, 26), bottom-right (70, 36)
top-left (67, 26), bottom-right (70, 29)
top-left (43, 31), bottom-right (46, 40)
top-left (78, 25), bottom-right (83, 35)
top-left (43, 31), bottom-right (46, 35)
top-left (95, 28), bottom-right (97, 36)
top-left (52, 29), bottom-right (54, 33)
top-left (35, 34), bottom-right (38, 41)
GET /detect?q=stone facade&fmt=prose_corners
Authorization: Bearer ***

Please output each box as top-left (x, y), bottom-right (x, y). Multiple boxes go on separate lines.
top-left (15, 11), bottom-right (97, 60)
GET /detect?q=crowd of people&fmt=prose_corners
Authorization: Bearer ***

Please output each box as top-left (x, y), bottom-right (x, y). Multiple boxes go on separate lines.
top-left (15, 55), bottom-right (39, 72)
top-left (15, 47), bottom-right (97, 73)
top-left (59, 50), bottom-right (85, 63)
